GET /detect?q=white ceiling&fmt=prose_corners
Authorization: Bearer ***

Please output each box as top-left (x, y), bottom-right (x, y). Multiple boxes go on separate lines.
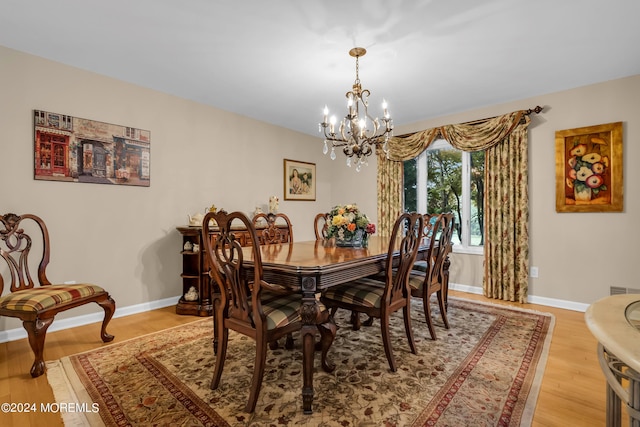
top-left (2, 0), bottom-right (640, 136)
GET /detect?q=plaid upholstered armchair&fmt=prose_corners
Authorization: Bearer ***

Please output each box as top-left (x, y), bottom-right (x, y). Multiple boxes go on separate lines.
top-left (0, 213), bottom-right (116, 377)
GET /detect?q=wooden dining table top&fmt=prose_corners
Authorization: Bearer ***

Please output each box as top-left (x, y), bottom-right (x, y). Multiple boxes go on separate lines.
top-left (241, 236), bottom-right (431, 290)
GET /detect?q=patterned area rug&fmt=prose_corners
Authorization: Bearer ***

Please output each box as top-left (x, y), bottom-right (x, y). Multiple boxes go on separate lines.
top-left (46, 297), bottom-right (554, 426)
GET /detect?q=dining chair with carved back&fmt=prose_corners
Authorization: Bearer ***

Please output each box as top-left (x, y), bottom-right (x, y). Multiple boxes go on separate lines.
top-left (353, 214), bottom-right (440, 332)
top-left (252, 212), bottom-right (293, 245)
top-left (0, 213), bottom-right (116, 377)
top-left (313, 212), bottom-right (330, 240)
top-left (407, 213), bottom-right (455, 340)
top-left (320, 212), bottom-right (424, 372)
top-left (202, 210), bottom-right (336, 412)
top-left (252, 211), bottom-right (295, 349)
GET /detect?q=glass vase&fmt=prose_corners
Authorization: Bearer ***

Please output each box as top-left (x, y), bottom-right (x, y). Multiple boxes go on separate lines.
top-left (335, 229), bottom-right (364, 247)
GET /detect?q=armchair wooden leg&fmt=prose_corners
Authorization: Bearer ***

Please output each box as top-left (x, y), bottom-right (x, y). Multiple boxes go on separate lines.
top-left (380, 315), bottom-right (396, 372)
top-left (211, 328), bottom-right (228, 390)
top-left (23, 317), bottom-right (54, 378)
top-left (350, 311), bottom-right (362, 330)
top-left (246, 336), bottom-right (268, 413)
top-left (96, 295), bottom-right (116, 342)
top-left (317, 318), bottom-right (337, 373)
top-left (285, 333), bottom-right (295, 350)
top-left (362, 315), bottom-right (375, 326)
top-left (403, 305), bottom-right (417, 355)
top-left (437, 290), bottom-right (450, 329)
top-left (423, 295), bottom-right (437, 340)
top-left (269, 340), bottom-right (280, 350)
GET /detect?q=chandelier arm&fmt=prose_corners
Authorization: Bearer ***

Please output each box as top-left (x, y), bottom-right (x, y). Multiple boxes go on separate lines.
top-left (361, 143), bottom-right (372, 157)
top-left (340, 119), bottom-right (349, 141)
top-left (360, 89), bottom-right (370, 107)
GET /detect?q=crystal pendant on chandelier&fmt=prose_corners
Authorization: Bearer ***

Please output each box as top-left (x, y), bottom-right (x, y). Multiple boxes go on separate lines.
top-left (319, 47), bottom-right (394, 171)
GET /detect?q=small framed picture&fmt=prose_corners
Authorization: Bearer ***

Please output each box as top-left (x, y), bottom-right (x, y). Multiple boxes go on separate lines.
top-left (555, 121), bottom-right (623, 212)
top-left (284, 159), bottom-right (316, 201)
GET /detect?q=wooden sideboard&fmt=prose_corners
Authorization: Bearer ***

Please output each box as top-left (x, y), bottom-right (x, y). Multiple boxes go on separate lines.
top-left (175, 221), bottom-right (292, 316)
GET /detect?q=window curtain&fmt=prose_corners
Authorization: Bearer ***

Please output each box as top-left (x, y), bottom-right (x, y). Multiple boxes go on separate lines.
top-left (377, 110), bottom-right (531, 302)
top-left (376, 128), bottom-right (440, 237)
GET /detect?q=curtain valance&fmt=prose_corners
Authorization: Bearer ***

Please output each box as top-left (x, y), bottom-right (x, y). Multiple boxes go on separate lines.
top-left (387, 110), bottom-right (526, 160)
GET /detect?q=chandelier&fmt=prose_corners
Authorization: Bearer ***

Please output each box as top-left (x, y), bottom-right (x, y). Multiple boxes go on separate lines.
top-left (319, 47), bottom-right (393, 171)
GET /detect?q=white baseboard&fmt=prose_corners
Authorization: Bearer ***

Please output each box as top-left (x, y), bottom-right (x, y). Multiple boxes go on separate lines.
top-left (448, 283), bottom-right (589, 312)
top-left (0, 285), bottom-right (590, 344)
top-left (0, 295), bottom-right (180, 344)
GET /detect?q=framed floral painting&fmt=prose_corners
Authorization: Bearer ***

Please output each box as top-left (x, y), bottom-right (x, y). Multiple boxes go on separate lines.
top-left (283, 159), bottom-right (316, 201)
top-left (555, 122), bottom-right (623, 212)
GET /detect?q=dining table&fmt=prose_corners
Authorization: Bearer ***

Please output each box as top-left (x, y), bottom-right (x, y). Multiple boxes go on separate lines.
top-left (240, 235), bottom-right (439, 414)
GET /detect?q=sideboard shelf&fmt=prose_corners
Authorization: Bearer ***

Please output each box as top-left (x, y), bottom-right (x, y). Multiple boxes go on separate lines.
top-left (176, 226), bottom-right (212, 316)
top-left (175, 221), bottom-right (291, 316)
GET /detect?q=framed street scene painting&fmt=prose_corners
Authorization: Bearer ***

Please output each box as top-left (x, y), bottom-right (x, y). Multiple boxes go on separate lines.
top-left (34, 110), bottom-right (150, 187)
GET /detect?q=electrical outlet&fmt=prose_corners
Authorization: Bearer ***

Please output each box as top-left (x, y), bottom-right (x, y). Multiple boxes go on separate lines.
top-left (530, 267), bottom-right (539, 278)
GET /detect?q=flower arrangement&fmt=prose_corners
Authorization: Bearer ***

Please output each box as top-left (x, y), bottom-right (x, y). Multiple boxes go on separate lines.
top-left (566, 137), bottom-right (609, 201)
top-left (327, 204), bottom-right (376, 245)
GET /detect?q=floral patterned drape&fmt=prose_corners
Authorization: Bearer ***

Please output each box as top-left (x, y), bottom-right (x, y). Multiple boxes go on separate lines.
top-left (377, 110), bottom-right (531, 302)
top-left (376, 128), bottom-right (440, 237)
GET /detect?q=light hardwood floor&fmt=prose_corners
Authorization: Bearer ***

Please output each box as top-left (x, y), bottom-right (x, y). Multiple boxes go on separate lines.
top-left (0, 291), bottom-right (606, 426)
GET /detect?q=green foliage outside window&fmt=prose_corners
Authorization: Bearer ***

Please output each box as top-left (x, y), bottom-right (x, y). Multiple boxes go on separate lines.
top-left (403, 146), bottom-right (485, 247)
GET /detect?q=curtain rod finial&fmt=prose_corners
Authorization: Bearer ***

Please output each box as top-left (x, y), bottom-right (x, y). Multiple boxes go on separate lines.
top-left (526, 106), bottom-right (543, 115)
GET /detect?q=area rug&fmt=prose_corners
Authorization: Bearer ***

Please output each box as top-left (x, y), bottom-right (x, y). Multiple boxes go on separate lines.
top-left (46, 297), bottom-right (554, 426)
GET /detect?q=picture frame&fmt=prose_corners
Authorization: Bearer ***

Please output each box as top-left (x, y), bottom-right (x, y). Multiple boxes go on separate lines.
top-left (34, 109), bottom-right (150, 187)
top-left (555, 121), bottom-right (623, 212)
top-left (284, 159), bottom-right (316, 201)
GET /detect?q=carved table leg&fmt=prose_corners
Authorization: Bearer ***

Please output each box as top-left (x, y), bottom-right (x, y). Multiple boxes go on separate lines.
top-left (300, 277), bottom-right (320, 414)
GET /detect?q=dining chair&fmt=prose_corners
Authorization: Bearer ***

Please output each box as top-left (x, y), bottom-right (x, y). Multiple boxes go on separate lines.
top-left (407, 213), bottom-right (455, 340)
top-left (313, 212), bottom-right (330, 240)
top-left (203, 210), bottom-right (336, 412)
top-left (409, 213), bottom-right (439, 275)
top-left (321, 212), bottom-right (424, 372)
top-left (252, 212), bottom-right (293, 244)
top-left (0, 213), bottom-right (116, 377)
top-left (253, 211), bottom-right (295, 349)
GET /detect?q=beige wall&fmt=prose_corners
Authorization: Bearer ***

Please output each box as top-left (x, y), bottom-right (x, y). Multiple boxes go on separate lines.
top-left (0, 45), bottom-right (335, 332)
top-left (1, 44), bottom-right (638, 335)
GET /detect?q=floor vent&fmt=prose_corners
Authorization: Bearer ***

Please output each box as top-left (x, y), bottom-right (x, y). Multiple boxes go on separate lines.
top-left (610, 286), bottom-right (640, 296)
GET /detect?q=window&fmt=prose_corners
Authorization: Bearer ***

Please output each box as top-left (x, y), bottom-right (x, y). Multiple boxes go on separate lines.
top-left (403, 138), bottom-right (484, 254)
top-left (126, 127), bottom-right (137, 139)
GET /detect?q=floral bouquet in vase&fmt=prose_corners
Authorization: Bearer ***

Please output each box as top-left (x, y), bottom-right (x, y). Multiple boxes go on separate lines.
top-left (327, 204), bottom-right (376, 247)
top-left (566, 137), bottom-right (609, 203)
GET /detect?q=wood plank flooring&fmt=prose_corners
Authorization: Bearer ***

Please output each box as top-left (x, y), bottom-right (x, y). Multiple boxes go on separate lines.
top-left (0, 291), bottom-right (606, 426)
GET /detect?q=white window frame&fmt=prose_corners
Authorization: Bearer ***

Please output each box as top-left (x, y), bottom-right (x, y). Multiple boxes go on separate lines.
top-left (413, 138), bottom-right (483, 255)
